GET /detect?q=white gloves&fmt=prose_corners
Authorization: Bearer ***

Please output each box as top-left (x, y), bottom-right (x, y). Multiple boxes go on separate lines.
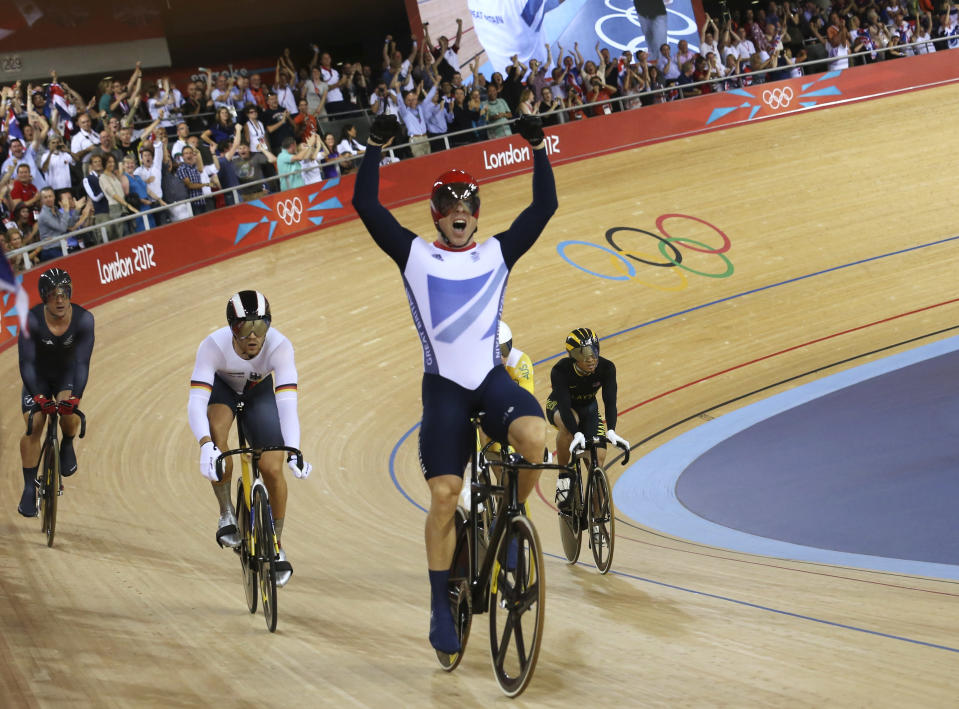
top-left (569, 431), bottom-right (587, 455)
top-left (288, 454), bottom-right (312, 479)
top-left (606, 429), bottom-right (630, 450)
top-left (200, 441), bottom-right (222, 482)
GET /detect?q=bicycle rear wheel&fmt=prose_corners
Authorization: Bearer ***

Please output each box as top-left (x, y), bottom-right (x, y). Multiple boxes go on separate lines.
top-left (488, 513), bottom-right (546, 698)
top-left (252, 486), bottom-right (278, 632)
top-left (587, 466), bottom-right (615, 574)
top-left (557, 472), bottom-right (582, 564)
top-left (236, 481), bottom-right (257, 614)
top-left (40, 438), bottom-right (60, 548)
top-left (437, 507), bottom-right (473, 671)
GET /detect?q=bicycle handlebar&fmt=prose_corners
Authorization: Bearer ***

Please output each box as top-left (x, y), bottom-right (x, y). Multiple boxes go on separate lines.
top-left (214, 445), bottom-right (304, 482)
top-left (26, 407), bottom-right (87, 438)
top-left (571, 437), bottom-right (631, 466)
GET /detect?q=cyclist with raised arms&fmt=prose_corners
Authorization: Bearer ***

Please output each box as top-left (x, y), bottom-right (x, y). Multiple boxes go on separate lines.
top-left (352, 112), bottom-right (558, 655)
top-left (187, 290), bottom-right (311, 588)
top-left (546, 327), bottom-right (630, 511)
top-left (16, 268), bottom-right (94, 517)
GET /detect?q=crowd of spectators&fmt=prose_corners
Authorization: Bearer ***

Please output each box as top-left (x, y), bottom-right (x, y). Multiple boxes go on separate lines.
top-left (1, 0), bottom-right (957, 271)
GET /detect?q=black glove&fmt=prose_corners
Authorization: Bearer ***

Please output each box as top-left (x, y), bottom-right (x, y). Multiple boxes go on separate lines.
top-left (368, 114), bottom-right (399, 145)
top-left (515, 114), bottom-right (544, 147)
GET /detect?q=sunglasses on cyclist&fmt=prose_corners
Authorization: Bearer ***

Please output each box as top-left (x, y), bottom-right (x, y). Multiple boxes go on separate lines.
top-left (433, 182), bottom-right (480, 217)
top-left (45, 286), bottom-right (71, 302)
top-left (569, 344), bottom-right (598, 362)
top-left (231, 319), bottom-right (270, 339)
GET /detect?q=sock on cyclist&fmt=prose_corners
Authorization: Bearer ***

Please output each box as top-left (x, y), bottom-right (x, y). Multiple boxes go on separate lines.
top-left (18, 467), bottom-right (38, 517)
top-left (273, 517), bottom-right (284, 546)
top-left (212, 479), bottom-right (234, 517)
top-left (60, 436), bottom-right (77, 477)
top-left (428, 569), bottom-right (460, 654)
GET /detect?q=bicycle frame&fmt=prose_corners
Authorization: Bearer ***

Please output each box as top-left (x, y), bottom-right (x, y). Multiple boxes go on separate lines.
top-left (458, 422), bottom-right (568, 612)
top-left (568, 437), bottom-right (631, 517)
top-left (26, 405), bottom-right (86, 547)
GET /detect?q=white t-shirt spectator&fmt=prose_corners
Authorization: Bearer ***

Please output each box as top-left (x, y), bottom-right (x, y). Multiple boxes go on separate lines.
top-left (200, 162), bottom-right (219, 196)
top-left (42, 150), bottom-right (75, 190)
top-left (319, 67), bottom-right (342, 102)
top-left (71, 128), bottom-right (100, 164)
top-left (171, 138), bottom-right (188, 162)
top-left (736, 39), bottom-right (756, 61)
top-left (828, 43), bottom-right (849, 70)
top-left (300, 158), bottom-right (323, 185)
top-left (337, 136), bottom-right (366, 156)
top-left (134, 142), bottom-right (164, 196)
top-left (275, 85), bottom-right (298, 114)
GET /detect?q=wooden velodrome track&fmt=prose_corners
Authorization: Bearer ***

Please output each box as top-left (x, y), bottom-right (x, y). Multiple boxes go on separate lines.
top-left (3, 82), bottom-right (959, 707)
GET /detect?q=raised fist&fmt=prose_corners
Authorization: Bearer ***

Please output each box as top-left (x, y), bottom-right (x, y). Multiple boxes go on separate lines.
top-left (515, 114), bottom-right (544, 147)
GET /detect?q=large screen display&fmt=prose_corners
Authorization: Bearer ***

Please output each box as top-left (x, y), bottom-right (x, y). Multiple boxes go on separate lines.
top-left (417, 0), bottom-right (702, 77)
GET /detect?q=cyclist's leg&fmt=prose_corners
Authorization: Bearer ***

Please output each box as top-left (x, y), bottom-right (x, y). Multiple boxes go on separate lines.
top-left (240, 378), bottom-right (292, 584)
top-left (546, 400), bottom-right (581, 511)
top-left (480, 368), bottom-right (545, 503)
top-left (547, 401), bottom-right (579, 467)
top-left (421, 373), bottom-right (475, 654)
top-left (55, 386), bottom-right (80, 476)
top-left (18, 390), bottom-right (46, 516)
top-left (208, 376), bottom-right (239, 547)
top-left (239, 378), bottom-right (287, 526)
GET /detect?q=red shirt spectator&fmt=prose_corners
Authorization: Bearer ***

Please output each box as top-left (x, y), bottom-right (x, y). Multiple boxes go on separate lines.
top-left (10, 164), bottom-right (39, 215)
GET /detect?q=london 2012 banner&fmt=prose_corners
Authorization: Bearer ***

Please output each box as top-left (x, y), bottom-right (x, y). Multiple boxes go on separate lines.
top-left (416, 0), bottom-right (702, 77)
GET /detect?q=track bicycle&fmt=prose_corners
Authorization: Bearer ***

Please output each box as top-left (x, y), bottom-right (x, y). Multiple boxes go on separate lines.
top-left (437, 415), bottom-right (567, 697)
top-left (557, 436), bottom-right (629, 574)
top-left (26, 405), bottom-right (86, 548)
top-left (214, 401), bottom-right (302, 633)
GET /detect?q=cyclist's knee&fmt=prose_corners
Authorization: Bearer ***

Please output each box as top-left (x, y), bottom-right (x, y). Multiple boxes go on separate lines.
top-left (428, 476), bottom-right (461, 514)
top-left (259, 452), bottom-right (285, 480)
top-left (508, 416), bottom-right (546, 461)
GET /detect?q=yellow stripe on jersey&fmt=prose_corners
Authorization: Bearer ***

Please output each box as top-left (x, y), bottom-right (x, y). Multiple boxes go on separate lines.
top-left (504, 350), bottom-right (535, 395)
top-left (275, 383), bottom-right (298, 393)
top-left (190, 380), bottom-right (213, 392)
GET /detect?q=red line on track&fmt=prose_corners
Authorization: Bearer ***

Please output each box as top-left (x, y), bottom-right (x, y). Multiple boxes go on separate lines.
top-left (533, 295), bottom-right (959, 590)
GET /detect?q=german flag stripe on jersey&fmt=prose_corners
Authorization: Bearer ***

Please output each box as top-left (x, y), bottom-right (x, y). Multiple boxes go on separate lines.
top-left (275, 383), bottom-right (297, 393)
top-left (190, 380), bottom-right (213, 392)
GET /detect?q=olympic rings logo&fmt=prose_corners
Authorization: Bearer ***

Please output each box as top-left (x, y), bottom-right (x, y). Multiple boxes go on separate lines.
top-left (762, 87), bottom-right (793, 110)
top-left (275, 197), bottom-right (303, 225)
top-left (556, 214), bottom-right (733, 291)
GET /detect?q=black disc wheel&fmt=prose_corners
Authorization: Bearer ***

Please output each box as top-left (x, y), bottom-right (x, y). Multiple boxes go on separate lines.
top-left (587, 466), bottom-right (615, 574)
top-left (41, 438), bottom-right (59, 548)
top-left (488, 513), bottom-right (545, 698)
top-left (557, 474), bottom-right (582, 564)
top-left (252, 486), bottom-right (277, 632)
top-left (236, 482), bottom-right (257, 614)
top-left (437, 507), bottom-right (473, 671)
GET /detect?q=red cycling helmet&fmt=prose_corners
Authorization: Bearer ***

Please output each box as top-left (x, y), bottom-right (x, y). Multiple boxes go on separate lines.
top-left (430, 169), bottom-right (480, 226)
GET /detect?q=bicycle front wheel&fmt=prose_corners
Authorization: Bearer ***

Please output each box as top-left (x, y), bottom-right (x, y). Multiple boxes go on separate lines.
top-left (587, 466), bottom-right (615, 574)
top-left (41, 438), bottom-right (60, 548)
top-left (252, 486), bottom-right (278, 632)
top-left (488, 513), bottom-right (545, 698)
top-left (236, 481), bottom-right (257, 614)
